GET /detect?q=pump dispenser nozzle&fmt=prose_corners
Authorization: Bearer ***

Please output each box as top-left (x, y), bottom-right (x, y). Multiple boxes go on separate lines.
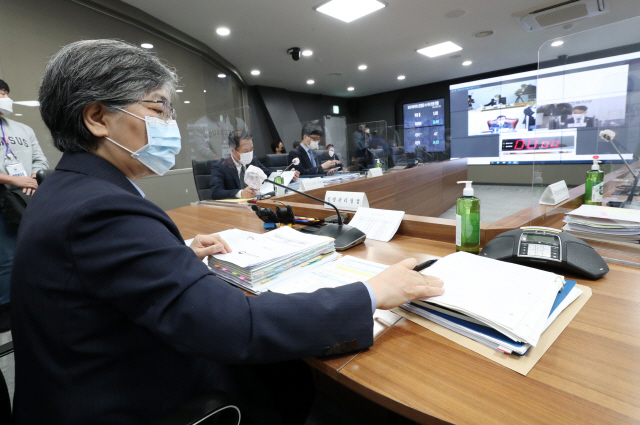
top-left (457, 181), bottom-right (474, 196)
top-left (591, 159), bottom-right (601, 171)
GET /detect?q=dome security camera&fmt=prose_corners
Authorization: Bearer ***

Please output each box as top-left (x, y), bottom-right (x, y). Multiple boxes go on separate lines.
top-left (287, 47), bottom-right (301, 61)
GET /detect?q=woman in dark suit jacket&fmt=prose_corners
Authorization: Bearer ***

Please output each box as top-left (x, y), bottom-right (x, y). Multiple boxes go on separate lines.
top-left (10, 40), bottom-right (444, 425)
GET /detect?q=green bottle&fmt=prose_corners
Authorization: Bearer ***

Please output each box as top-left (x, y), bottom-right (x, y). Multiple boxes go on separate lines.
top-left (584, 159), bottom-right (604, 205)
top-left (274, 174), bottom-right (285, 196)
top-left (456, 181), bottom-right (480, 254)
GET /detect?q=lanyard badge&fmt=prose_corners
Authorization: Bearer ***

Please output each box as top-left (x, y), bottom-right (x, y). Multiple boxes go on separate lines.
top-left (1, 119), bottom-right (27, 177)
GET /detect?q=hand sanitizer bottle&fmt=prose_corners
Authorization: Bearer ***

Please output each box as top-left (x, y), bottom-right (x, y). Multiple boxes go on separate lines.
top-left (456, 181), bottom-right (480, 254)
top-left (584, 160), bottom-right (604, 205)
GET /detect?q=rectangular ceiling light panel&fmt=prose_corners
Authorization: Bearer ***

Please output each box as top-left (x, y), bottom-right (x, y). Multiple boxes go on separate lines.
top-left (316, 0), bottom-right (386, 23)
top-left (417, 41), bottom-right (463, 58)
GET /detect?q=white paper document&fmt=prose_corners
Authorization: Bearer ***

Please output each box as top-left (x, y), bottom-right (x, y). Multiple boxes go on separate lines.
top-left (418, 252), bottom-right (564, 346)
top-left (269, 255), bottom-right (388, 294)
top-left (259, 171), bottom-right (295, 194)
top-left (212, 226), bottom-right (331, 268)
top-left (348, 207), bottom-right (405, 242)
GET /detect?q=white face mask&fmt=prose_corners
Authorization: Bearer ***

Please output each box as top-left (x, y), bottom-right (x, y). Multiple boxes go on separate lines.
top-left (0, 98), bottom-right (13, 116)
top-left (236, 150), bottom-right (253, 165)
top-left (328, 148), bottom-right (335, 157)
top-left (573, 113), bottom-right (586, 120)
top-left (309, 140), bottom-right (320, 150)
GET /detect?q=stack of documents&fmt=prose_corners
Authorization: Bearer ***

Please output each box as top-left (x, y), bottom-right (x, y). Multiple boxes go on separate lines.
top-left (562, 205), bottom-right (640, 245)
top-left (208, 227), bottom-right (335, 293)
top-left (401, 252), bottom-right (579, 354)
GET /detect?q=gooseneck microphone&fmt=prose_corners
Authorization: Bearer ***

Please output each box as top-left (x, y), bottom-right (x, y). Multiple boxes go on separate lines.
top-left (262, 178), bottom-right (366, 250)
top-left (281, 157), bottom-right (300, 173)
top-left (599, 130), bottom-right (639, 210)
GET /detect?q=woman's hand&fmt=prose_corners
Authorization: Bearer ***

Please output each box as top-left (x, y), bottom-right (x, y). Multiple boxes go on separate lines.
top-left (189, 233), bottom-right (232, 260)
top-left (367, 258), bottom-right (444, 310)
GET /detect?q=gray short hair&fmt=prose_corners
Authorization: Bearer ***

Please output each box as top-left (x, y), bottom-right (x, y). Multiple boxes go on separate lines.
top-left (39, 39), bottom-right (179, 152)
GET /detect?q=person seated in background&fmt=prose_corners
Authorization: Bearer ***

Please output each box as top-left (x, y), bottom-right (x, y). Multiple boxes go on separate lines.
top-left (270, 139), bottom-right (286, 154)
top-left (0, 79), bottom-right (49, 332)
top-left (292, 140), bottom-right (301, 149)
top-left (489, 115), bottom-right (514, 133)
top-left (484, 95), bottom-right (501, 107)
top-left (210, 130), bottom-right (297, 199)
top-left (289, 123), bottom-right (340, 176)
top-left (325, 143), bottom-right (334, 151)
top-left (563, 105), bottom-right (595, 128)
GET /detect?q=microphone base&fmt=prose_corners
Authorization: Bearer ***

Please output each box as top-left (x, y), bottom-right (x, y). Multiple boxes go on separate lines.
top-left (316, 223), bottom-right (366, 251)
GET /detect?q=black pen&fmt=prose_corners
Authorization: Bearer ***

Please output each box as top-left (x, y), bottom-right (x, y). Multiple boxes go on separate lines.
top-left (413, 259), bottom-right (438, 272)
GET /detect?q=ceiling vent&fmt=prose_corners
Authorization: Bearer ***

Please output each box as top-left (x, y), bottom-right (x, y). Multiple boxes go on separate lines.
top-left (513, 0), bottom-right (609, 32)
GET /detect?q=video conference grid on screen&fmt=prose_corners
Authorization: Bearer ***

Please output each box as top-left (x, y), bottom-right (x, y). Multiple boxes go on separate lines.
top-left (403, 99), bottom-right (446, 153)
top-left (449, 51), bottom-right (640, 165)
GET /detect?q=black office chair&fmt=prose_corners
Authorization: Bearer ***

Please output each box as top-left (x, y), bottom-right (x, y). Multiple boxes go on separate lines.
top-left (312, 149), bottom-right (331, 163)
top-left (366, 149), bottom-right (385, 167)
top-left (0, 340), bottom-right (240, 425)
top-left (390, 147), bottom-right (406, 167)
top-left (192, 159), bottom-right (215, 201)
top-left (35, 169), bottom-right (54, 185)
top-left (264, 154), bottom-right (288, 172)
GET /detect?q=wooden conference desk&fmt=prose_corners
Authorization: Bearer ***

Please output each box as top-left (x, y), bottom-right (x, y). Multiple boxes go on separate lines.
top-left (168, 204), bottom-right (640, 425)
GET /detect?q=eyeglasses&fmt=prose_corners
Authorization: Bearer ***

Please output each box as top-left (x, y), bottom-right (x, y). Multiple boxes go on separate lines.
top-left (309, 136), bottom-right (321, 142)
top-left (139, 100), bottom-right (177, 123)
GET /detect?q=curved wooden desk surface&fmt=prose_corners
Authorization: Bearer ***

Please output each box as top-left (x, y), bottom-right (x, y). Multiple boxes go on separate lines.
top-left (168, 204), bottom-right (640, 425)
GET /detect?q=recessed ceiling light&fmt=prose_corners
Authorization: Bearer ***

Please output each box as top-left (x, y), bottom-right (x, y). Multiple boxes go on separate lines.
top-left (397, 75), bottom-right (406, 80)
top-left (14, 113), bottom-right (22, 116)
top-left (358, 64), bottom-right (368, 70)
top-left (176, 89), bottom-right (183, 93)
top-left (347, 86), bottom-right (355, 91)
top-left (307, 79), bottom-right (315, 85)
top-left (462, 60), bottom-right (472, 66)
top-left (473, 31), bottom-right (494, 38)
top-left (302, 50), bottom-right (313, 57)
top-left (216, 27), bottom-right (230, 36)
top-left (316, 0), bottom-right (386, 23)
top-left (551, 40), bottom-right (564, 47)
top-left (203, 90), bottom-right (207, 93)
top-left (140, 43), bottom-right (153, 49)
top-left (251, 70), bottom-right (260, 76)
top-left (218, 73), bottom-right (226, 78)
top-left (417, 41), bottom-right (462, 58)
top-left (184, 101), bottom-right (190, 104)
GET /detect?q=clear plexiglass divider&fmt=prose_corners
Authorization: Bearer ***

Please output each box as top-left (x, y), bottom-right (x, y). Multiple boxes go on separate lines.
top-left (185, 106), bottom-right (251, 162)
top-left (529, 17), bottom-right (640, 262)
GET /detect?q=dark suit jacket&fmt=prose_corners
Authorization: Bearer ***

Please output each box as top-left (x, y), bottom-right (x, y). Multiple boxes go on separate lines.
top-left (210, 156), bottom-right (271, 200)
top-left (11, 151), bottom-right (373, 424)
top-left (288, 145), bottom-right (325, 175)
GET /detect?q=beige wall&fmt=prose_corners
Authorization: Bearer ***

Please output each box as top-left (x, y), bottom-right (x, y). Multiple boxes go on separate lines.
top-left (0, 0), bottom-right (245, 209)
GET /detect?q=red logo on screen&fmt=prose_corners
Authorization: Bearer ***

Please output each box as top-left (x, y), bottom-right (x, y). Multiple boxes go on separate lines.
top-left (593, 155), bottom-right (600, 159)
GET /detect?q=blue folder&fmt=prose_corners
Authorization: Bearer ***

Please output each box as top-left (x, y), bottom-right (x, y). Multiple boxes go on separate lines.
top-left (408, 280), bottom-right (577, 356)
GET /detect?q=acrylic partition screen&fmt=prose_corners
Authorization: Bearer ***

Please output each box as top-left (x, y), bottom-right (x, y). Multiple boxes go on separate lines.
top-left (186, 107), bottom-right (250, 162)
top-left (530, 17), bottom-right (640, 257)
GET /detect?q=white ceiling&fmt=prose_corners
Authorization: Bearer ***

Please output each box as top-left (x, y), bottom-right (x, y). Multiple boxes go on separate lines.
top-left (122, 0), bottom-right (640, 97)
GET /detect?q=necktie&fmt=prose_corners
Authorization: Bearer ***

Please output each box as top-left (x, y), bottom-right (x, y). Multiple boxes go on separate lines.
top-left (308, 150), bottom-right (316, 167)
top-left (239, 165), bottom-right (246, 189)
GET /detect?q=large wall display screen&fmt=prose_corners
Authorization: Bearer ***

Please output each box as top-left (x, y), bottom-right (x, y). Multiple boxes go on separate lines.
top-left (449, 51), bottom-right (640, 165)
top-left (403, 99), bottom-right (446, 153)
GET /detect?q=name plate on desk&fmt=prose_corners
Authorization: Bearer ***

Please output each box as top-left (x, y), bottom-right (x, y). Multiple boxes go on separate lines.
top-left (367, 168), bottom-right (383, 178)
top-left (539, 180), bottom-right (569, 205)
top-left (299, 177), bottom-right (324, 192)
top-left (324, 191), bottom-right (369, 211)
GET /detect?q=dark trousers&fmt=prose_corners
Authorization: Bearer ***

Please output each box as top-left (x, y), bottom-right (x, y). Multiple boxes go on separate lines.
top-left (209, 359), bottom-right (315, 425)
